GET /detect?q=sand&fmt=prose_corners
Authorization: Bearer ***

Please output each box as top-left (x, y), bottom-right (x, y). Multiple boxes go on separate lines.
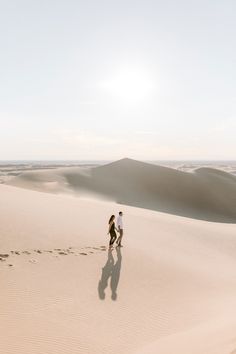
top-left (7, 158), bottom-right (236, 222)
top-left (1, 158), bottom-right (236, 354)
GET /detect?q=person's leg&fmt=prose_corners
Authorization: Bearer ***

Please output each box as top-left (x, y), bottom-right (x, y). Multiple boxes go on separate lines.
top-left (109, 234), bottom-right (114, 247)
top-left (112, 233), bottom-right (117, 245)
top-left (110, 232), bottom-right (116, 247)
top-left (117, 229), bottom-right (123, 246)
top-left (116, 234), bottom-right (120, 245)
top-left (116, 227), bottom-right (121, 244)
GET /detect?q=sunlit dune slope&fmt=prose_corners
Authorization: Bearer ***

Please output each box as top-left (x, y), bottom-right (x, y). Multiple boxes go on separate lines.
top-left (8, 158), bottom-right (236, 222)
top-left (1, 183), bottom-right (236, 354)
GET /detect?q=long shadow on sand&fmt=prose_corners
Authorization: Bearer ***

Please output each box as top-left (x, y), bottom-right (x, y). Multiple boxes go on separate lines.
top-left (98, 247), bottom-right (122, 301)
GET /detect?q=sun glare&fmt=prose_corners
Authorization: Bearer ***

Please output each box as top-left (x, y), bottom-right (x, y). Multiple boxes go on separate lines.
top-left (100, 68), bottom-right (154, 102)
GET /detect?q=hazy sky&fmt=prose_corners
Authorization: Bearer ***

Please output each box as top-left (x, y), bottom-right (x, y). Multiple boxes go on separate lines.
top-left (0, 0), bottom-right (235, 160)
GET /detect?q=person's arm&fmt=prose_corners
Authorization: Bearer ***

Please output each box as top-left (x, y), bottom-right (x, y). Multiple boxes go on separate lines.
top-left (108, 222), bottom-right (112, 234)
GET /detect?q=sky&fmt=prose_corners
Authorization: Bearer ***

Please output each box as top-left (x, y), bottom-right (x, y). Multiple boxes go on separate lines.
top-left (0, 0), bottom-right (235, 160)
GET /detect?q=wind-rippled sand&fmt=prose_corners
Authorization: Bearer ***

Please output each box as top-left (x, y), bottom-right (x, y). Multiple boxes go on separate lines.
top-left (1, 159), bottom-right (236, 354)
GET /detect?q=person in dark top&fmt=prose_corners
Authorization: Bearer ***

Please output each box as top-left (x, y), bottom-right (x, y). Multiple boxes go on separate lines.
top-left (107, 215), bottom-right (118, 249)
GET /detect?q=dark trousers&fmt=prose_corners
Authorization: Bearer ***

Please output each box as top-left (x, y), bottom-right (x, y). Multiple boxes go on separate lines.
top-left (109, 231), bottom-right (117, 246)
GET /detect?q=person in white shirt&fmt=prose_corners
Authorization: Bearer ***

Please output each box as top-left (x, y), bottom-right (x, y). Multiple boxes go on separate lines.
top-left (116, 211), bottom-right (124, 247)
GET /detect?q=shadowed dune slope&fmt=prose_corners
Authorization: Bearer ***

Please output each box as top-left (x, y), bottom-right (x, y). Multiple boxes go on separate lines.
top-left (8, 158), bottom-right (236, 222)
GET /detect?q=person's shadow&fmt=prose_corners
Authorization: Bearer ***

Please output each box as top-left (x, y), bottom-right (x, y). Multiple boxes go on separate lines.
top-left (98, 247), bottom-right (122, 301)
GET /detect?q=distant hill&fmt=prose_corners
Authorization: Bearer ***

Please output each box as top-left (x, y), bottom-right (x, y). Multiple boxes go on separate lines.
top-left (8, 158), bottom-right (236, 223)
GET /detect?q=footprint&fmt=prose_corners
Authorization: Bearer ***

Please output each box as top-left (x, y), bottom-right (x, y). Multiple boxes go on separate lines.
top-left (0, 254), bottom-right (9, 258)
top-left (0, 245), bottom-right (104, 265)
top-left (29, 259), bottom-right (37, 263)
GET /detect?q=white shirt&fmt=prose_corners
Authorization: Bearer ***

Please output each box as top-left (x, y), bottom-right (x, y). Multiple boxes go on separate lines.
top-left (117, 215), bottom-right (123, 229)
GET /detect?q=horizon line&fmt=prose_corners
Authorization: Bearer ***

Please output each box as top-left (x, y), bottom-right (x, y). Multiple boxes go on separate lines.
top-left (0, 158), bottom-right (235, 162)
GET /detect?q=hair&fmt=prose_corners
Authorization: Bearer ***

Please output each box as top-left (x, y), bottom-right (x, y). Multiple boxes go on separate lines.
top-left (119, 211), bottom-right (123, 215)
top-left (108, 215), bottom-right (115, 224)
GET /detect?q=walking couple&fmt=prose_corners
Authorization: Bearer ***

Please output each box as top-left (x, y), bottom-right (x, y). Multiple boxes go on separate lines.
top-left (108, 211), bottom-right (124, 249)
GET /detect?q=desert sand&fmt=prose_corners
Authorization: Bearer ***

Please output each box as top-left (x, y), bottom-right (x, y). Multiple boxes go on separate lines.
top-left (7, 158), bottom-right (236, 222)
top-left (1, 158), bottom-right (236, 354)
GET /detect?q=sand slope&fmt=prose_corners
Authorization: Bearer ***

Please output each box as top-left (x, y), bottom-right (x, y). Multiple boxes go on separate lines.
top-left (1, 184), bottom-right (236, 354)
top-left (8, 158), bottom-right (236, 222)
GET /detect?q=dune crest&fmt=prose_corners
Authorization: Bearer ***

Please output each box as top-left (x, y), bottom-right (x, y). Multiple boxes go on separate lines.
top-left (7, 158), bottom-right (236, 223)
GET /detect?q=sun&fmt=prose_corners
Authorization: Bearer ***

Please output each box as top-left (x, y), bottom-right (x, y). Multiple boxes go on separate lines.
top-left (100, 68), bottom-right (154, 102)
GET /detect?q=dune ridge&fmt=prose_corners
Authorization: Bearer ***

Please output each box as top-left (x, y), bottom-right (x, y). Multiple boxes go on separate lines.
top-left (7, 158), bottom-right (236, 222)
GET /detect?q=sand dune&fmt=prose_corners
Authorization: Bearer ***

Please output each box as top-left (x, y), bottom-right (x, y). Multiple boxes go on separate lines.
top-left (1, 183), bottom-right (236, 354)
top-left (8, 158), bottom-right (236, 222)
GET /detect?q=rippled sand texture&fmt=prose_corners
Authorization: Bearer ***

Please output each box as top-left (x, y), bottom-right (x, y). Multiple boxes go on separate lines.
top-left (1, 159), bottom-right (236, 354)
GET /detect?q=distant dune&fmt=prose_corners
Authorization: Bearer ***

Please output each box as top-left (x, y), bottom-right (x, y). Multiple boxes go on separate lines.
top-left (7, 158), bottom-right (236, 223)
